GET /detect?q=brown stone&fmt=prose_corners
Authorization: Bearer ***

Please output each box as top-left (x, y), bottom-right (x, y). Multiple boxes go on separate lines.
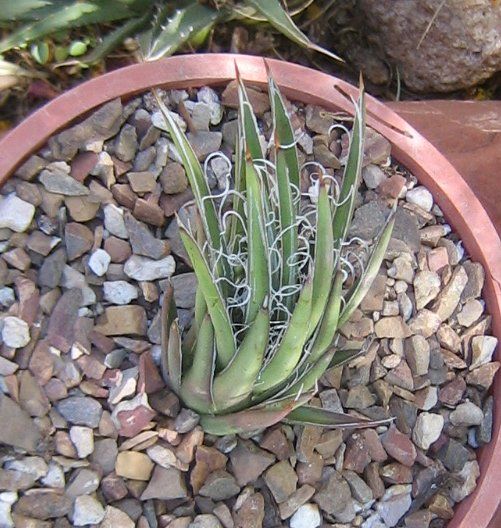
top-left (344, 432), bottom-right (371, 473)
top-left (380, 462), bottom-right (413, 484)
top-left (427, 246), bottom-right (449, 272)
top-left (365, 462), bottom-right (385, 499)
top-left (133, 198), bottom-right (164, 226)
top-left (466, 362), bottom-right (500, 389)
top-left (14, 492), bottom-right (72, 520)
top-left (95, 305), bottom-right (147, 336)
top-left (278, 484), bottom-right (316, 519)
top-left (64, 222), bottom-right (94, 261)
top-left (3, 247), bottom-right (31, 270)
top-left (138, 351), bottom-right (165, 394)
top-left (104, 236), bottom-right (132, 262)
top-left (115, 451), bottom-right (153, 481)
top-left (47, 288), bottom-right (82, 352)
top-left (260, 427), bottom-right (294, 460)
top-left (229, 439), bottom-right (275, 487)
top-left (141, 466), bottom-right (188, 500)
top-left (378, 174), bottom-right (406, 198)
top-left (362, 429), bottom-right (388, 462)
top-left (263, 461), bottom-right (298, 503)
top-left (222, 80), bottom-right (270, 115)
top-left (160, 188), bottom-right (194, 217)
top-left (19, 370), bottom-right (50, 417)
top-left (71, 151), bottom-right (98, 182)
top-left (111, 183), bottom-right (137, 209)
top-left (127, 171), bottom-right (157, 194)
top-left (234, 491), bottom-right (265, 528)
top-left (190, 445), bottom-right (228, 494)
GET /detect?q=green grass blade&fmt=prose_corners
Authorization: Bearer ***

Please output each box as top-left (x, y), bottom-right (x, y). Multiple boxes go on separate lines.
top-left (254, 278), bottom-right (313, 394)
top-left (178, 224), bottom-right (236, 368)
top-left (338, 211), bottom-right (395, 328)
top-left (285, 405), bottom-right (393, 428)
top-left (332, 87), bottom-right (365, 247)
top-left (179, 314), bottom-right (215, 414)
top-left (309, 178), bottom-right (335, 331)
top-left (244, 0), bottom-right (342, 62)
top-left (268, 73), bottom-right (299, 296)
top-left (245, 160), bottom-right (269, 323)
top-left (212, 305), bottom-right (270, 412)
top-left (81, 14), bottom-right (150, 65)
top-left (141, 2), bottom-right (219, 60)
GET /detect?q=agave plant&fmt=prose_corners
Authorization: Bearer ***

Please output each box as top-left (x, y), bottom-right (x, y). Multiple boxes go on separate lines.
top-left (157, 67), bottom-right (395, 435)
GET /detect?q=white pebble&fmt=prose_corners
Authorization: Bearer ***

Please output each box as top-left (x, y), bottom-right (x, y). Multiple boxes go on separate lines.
top-left (0, 194), bottom-right (35, 233)
top-left (72, 495), bottom-right (105, 526)
top-left (103, 281), bottom-right (139, 305)
top-left (103, 204), bottom-right (128, 239)
top-left (406, 186), bottom-right (433, 212)
top-left (124, 255), bottom-right (175, 281)
top-left (88, 249), bottom-right (111, 277)
top-left (1, 316), bottom-right (30, 348)
top-left (70, 426), bottom-right (94, 458)
top-left (290, 504), bottom-right (322, 528)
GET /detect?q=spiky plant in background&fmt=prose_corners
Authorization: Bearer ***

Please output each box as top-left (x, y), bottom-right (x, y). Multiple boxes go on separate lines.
top-left (157, 67), bottom-right (395, 435)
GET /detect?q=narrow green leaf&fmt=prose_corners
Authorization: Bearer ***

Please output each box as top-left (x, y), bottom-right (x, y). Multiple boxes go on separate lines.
top-left (180, 314), bottom-right (215, 414)
top-left (164, 320), bottom-right (182, 394)
top-left (244, 0), bottom-right (342, 61)
top-left (212, 305), bottom-right (270, 412)
top-left (309, 179), bottom-right (335, 331)
top-left (81, 15), bottom-right (150, 65)
top-left (0, 1), bottom-right (133, 53)
top-left (308, 270), bottom-right (343, 362)
top-left (332, 88), bottom-right (365, 247)
top-left (268, 73), bottom-right (299, 297)
top-left (154, 91), bottom-right (224, 266)
top-left (254, 278), bottom-right (313, 394)
top-left (199, 393), bottom-right (311, 436)
top-left (160, 282), bottom-right (180, 392)
top-left (178, 224), bottom-right (236, 368)
top-left (338, 211), bottom-right (395, 328)
top-left (141, 2), bottom-right (219, 61)
top-left (285, 405), bottom-right (394, 428)
top-left (245, 160), bottom-right (269, 323)
top-left (0, 0), bottom-right (52, 21)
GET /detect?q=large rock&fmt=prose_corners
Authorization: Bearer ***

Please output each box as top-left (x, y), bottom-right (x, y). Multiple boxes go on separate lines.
top-left (0, 395), bottom-right (41, 452)
top-left (356, 0), bottom-right (501, 92)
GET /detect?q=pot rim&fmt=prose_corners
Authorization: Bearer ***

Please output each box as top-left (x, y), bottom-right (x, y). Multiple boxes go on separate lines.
top-left (0, 53), bottom-right (499, 527)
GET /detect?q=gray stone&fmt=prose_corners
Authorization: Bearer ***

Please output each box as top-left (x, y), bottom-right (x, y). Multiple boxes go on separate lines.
top-left (124, 254), bottom-right (175, 281)
top-left (376, 485), bottom-right (412, 527)
top-left (290, 504), bottom-right (322, 528)
top-left (187, 131), bottom-right (223, 161)
top-left (343, 470), bottom-right (374, 503)
top-left (406, 186), bottom-right (433, 211)
top-left (449, 461), bottom-right (480, 502)
top-left (0, 194), bottom-right (35, 232)
top-left (39, 168), bottom-right (89, 196)
top-left (66, 468), bottom-right (100, 498)
top-left (461, 261), bottom-right (485, 302)
top-left (457, 299), bottom-right (483, 327)
top-left (0, 395), bottom-right (41, 451)
top-left (199, 470), bottom-right (240, 501)
top-left (103, 280), bottom-right (139, 305)
top-left (171, 273), bottom-right (197, 308)
top-left (140, 466), bottom-right (188, 500)
top-left (431, 265), bottom-right (468, 321)
top-left (349, 200), bottom-right (388, 240)
top-left (404, 335), bottom-right (430, 376)
top-left (38, 248), bottom-right (66, 288)
top-left (314, 471), bottom-right (352, 516)
top-left (88, 249), bottom-right (111, 276)
top-left (412, 412), bottom-right (444, 450)
top-left (264, 461), bottom-right (298, 503)
top-left (57, 396), bottom-right (102, 428)
top-left (104, 204), bottom-right (128, 239)
top-left (90, 438), bottom-right (118, 475)
top-left (72, 494), bottom-right (105, 526)
top-left (69, 426), bottom-right (94, 458)
top-left (1, 316), bottom-right (30, 348)
top-left (363, 164), bottom-right (387, 189)
top-left (124, 211), bottom-right (167, 259)
top-left (470, 335), bottom-right (497, 369)
top-left (413, 270), bottom-right (441, 310)
top-left (101, 506), bottom-right (134, 528)
top-left (114, 123), bottom-right (138, 162)
top-left (450, 401), bottom-right (484, 426)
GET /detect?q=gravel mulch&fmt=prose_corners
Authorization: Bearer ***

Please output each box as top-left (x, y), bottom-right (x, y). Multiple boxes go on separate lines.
top-left (0, 81), bottom-right (498, 528)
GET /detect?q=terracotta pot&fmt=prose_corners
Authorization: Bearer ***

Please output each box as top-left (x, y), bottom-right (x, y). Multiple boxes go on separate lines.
top-left (0, 54), bottom-right (499, 527)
